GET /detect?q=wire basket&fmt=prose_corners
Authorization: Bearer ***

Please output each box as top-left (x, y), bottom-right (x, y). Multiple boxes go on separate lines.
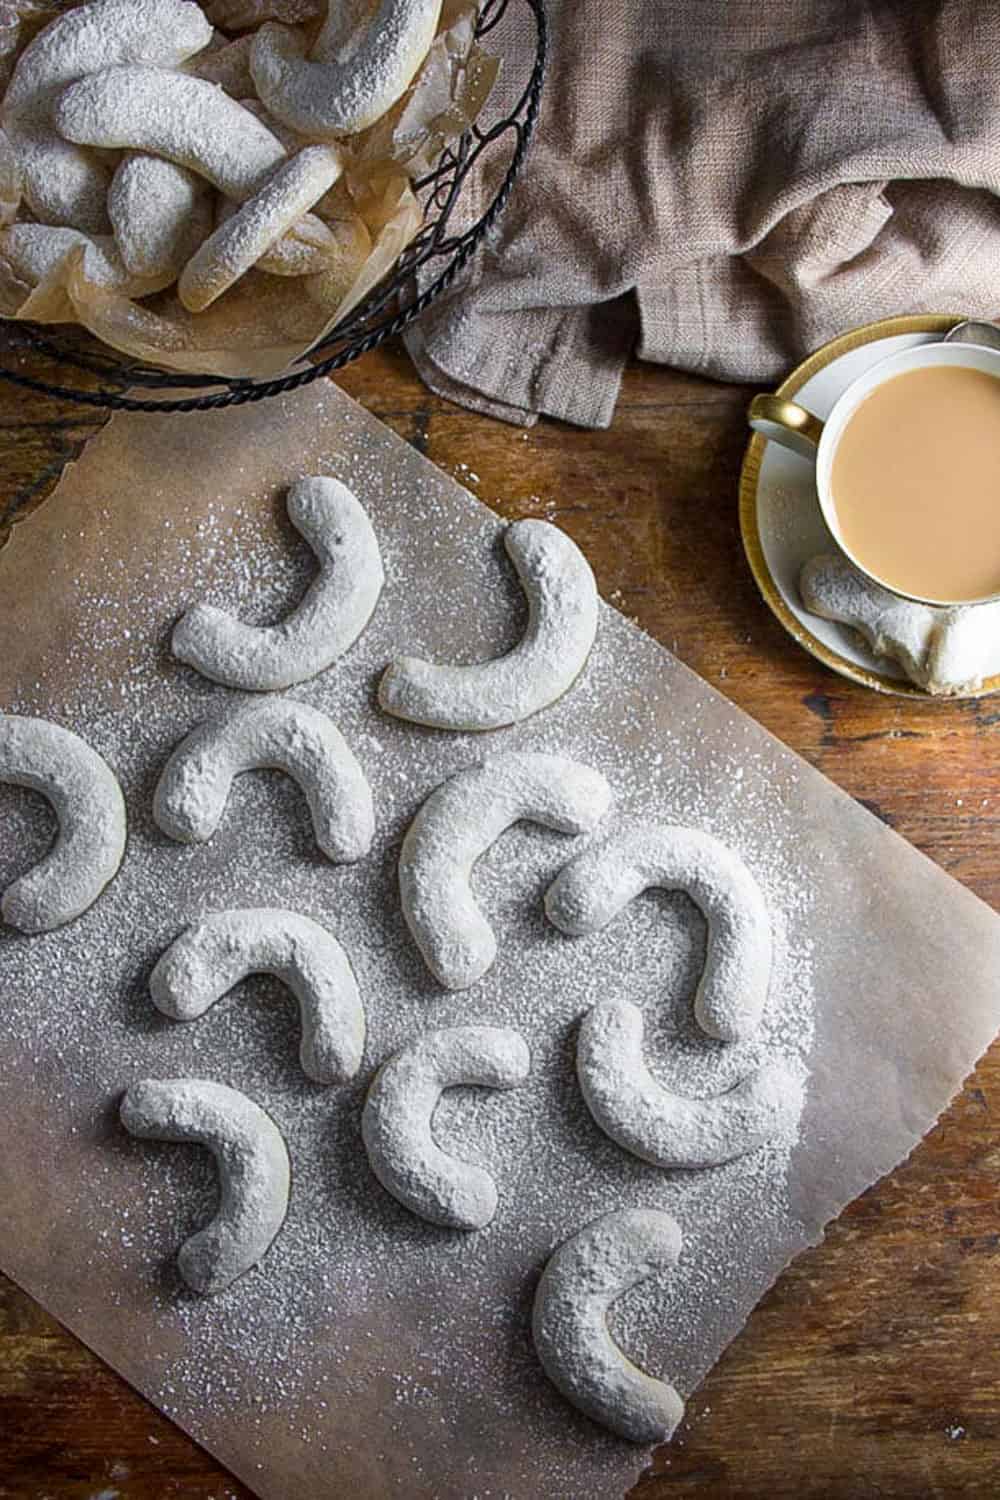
top-left (0, 0), bottom-right (547, 413)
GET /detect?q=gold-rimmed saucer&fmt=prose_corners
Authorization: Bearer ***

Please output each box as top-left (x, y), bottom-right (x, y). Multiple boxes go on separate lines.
top-left (738, 312), bottom-right (1000, 699)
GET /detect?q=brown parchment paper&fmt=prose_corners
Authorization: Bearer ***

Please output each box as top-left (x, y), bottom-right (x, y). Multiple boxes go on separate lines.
top-left (2, 382), bottom-right (1000, 1499)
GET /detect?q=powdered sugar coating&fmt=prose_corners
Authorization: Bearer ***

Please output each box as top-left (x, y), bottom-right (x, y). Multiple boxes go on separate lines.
top-left (108, 154), bottom-right (212, 281)
top-left (362, 1025), bottom-right (530, 1229)
top-left (800, 552), bottom-right (1000, 696)
top-left (251, 0), bottom-right (443, 140)
top-left (577, 999), bottom-right (803, 1169)
top-left (215, 198), bottom-right (349, 276)
top-left (400, 752), bottom-right (612, 989)
top-left (153, 697), bottom-right (374, 863)
top-left (545, 822), bottom-right (772, 1043)
top-left (532, 1207), bottom-right (685, 1443)
top-left (150, 908), bottom-right (365, 1084)
top-left (173, 478), bottom-right (383, 691)
top-left (56, 65), bottom-right (288, 200)
top-left (179, 144), bottom-right (342, 311)
top-left (120, 1077), bottom-right (290, 1295)
top-left (1, 0), bottom-right (211, 232)
top-left (216, 94), bottom-right (360, 277)
top-left (380, 519), bottom-right (599, 731)
top-left (257, 213), bottom-right (340, 274)
top-left (0, 222), bottom-right (177, 297)
top-left (263, 211), bottom-right (368, 277)
top-left (0, 712), bottom-right (126, 932)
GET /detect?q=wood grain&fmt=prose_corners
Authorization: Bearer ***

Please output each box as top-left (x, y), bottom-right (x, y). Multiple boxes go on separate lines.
top-left (2, 341), bottom-right (1000, 1499)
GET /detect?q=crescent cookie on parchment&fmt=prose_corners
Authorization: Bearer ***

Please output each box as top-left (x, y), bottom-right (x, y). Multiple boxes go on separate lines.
top-left (55, 66), bottom-right (288, 201)
top-left (399, 753), bottom-right (612, 990)
top-left (532, 1207), bottom-right (685, 1444)
top-left (251, 0), bottom-right (444, 140)
top-left (120, 1077), bottom-right (290, 1296)
top-left (545, 822), bottom-right (773, 1044)
top-left (153, 698), bottom-right (374, 863)
top-left (361, 1025), bottom-right (530, 1230)
top-left (150, 908), bottom-right (365, 1085)
top-left (575, 998), bottom-right (803, 1170)
top-left (172, 477), bottom-right (383, 690)
top-left (0, 713), bottom-right (126, 933)
top-left (379, 520), bottom-right (599, 731)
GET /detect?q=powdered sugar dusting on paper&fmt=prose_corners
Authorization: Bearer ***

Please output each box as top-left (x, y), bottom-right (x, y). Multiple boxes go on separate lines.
top-left (0, 412), bottom-right (817, 1497)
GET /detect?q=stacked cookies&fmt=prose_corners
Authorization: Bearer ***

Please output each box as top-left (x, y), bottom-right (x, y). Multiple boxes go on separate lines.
top-left (0, 0), bottom-right (443, 310)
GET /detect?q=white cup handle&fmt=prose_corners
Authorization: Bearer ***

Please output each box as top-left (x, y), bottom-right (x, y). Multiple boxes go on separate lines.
top-left (748, 394), bottom-right (825, 461)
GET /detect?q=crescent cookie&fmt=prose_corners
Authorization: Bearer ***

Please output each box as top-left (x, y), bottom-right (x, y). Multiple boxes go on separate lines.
top-left (217, 95), bottom-right (367, 278)
top-left (214, 199), bottom-right (353, 278)
top-left (533, 1208), bottom-right (685, 1444)
top-left (108, 154), bottom-right (213, 282)
top-left (545, 822), bottom-right (773, 1044)
top-left (576, 999), bottom-right (803, 1169)
top-left (0, 713), bottom-right (126, 933)
top-left (251, 0), bottom-right (443, 140)
top-left (150, 908), bottom-right (365, 1084)
top-left (362, 1025), bottom-right (530, 1229)
top-left (0, 223), bottom-right (178, 298)
top-left (153, 698), bottom-right (374, 863)
top-left (379, 520), bottom-right (599, 731)
top-left (179, 145), bottom-right (343, 311)
top-left (55, 66), bottom-right (288, 201)
top-left (172, 477), bottom-right (383, 690)
top-left (399, 753), bottom-right (612, 990)
top-left (800, 552), bottom-right (1000, 697)
top-left (120, 1078), bottom-right (290, 1295)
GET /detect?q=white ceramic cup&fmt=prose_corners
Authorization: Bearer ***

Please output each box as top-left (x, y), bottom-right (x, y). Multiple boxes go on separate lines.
top-left (748, 340), bottom-right (1000, 607)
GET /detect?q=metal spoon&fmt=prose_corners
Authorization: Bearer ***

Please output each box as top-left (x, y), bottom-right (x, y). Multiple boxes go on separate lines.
top-left (942, 318), bottom-right (1000, 350)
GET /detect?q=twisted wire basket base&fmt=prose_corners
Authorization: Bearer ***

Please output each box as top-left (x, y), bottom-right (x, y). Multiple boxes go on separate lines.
top-left (0, 0), bottom-right (546, 414)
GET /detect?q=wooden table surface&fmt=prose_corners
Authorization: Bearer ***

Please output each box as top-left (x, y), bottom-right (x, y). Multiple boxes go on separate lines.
top-left (1, 341), bottom-right (999, 1500)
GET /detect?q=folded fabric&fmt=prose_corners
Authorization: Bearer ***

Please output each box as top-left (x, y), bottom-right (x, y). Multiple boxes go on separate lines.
top-left (406, 0), bottom-right (1000, 427)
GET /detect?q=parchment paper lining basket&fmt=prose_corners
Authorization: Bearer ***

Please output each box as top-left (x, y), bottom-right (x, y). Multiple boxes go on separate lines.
top-left (0, 0), bottom-right (546, 414)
